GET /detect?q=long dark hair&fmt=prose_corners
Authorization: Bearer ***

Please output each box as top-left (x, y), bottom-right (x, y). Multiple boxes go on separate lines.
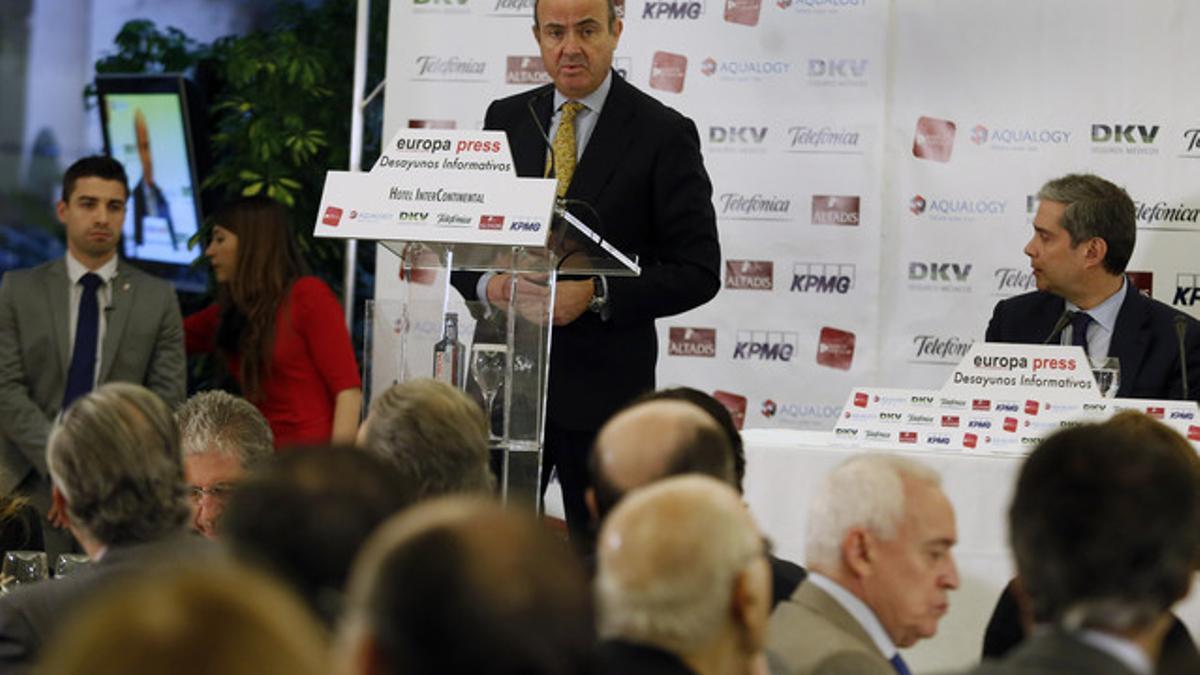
top-left (212, 196), bottom-right (306, 401)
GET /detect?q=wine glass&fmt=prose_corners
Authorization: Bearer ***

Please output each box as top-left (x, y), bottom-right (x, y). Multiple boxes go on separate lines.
top-left (1, 551), bottom-right (48, 592)
top-left (471, 344), bottom-right (508, 440)
top-left (54, 553), bottom-right (91, 579)
top-left (1090, 356), bottom-right (1121, 399)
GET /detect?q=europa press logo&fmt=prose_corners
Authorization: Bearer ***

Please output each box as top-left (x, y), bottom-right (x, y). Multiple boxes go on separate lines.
top-left (650, 52), bottom-right (688, 93)
top-left (912, 116), bottom-right (957, 162)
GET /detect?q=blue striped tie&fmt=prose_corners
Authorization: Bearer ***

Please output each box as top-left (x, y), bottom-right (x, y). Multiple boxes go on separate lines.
top-left (890, 654), bottom-right (913, 675)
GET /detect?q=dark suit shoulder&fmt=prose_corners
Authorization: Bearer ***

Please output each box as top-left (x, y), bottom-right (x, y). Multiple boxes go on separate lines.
top-left (986, 291), bottom-right (1064, 344)
top-left (0, 258), bottom-right (62, 288)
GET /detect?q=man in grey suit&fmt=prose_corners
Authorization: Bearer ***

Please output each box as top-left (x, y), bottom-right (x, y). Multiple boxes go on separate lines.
top-left (0, 156), bottom-right (185, 548)
top-left (0, 383), bottom-right (213, 673)
top-left (962, 420), bottom-right (1200, 675)
top-left (767, 455), bottom-right (959, 675)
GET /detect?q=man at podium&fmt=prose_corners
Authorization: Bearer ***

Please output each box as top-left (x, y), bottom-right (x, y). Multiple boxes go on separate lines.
top-left (985, 173), bottom-right (1200, 400)
top-left (452, 0), bottom-right (721, 543)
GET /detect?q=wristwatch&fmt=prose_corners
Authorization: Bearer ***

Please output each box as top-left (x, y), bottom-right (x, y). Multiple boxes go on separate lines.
top-left (588, 276), bottom-right (611, 321)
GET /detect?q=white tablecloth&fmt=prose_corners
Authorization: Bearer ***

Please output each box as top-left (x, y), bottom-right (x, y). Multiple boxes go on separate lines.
top-left (742, 429), bottom-right (1200, 673)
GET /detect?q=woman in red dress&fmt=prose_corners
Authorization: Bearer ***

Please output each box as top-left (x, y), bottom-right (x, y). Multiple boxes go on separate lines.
top-left (185, 197), bottom-right (362, 447)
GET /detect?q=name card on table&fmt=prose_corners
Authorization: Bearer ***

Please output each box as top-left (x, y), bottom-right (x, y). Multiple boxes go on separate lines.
top-left (314, 130), bottom-right (557, 247)
top-left (942, 343), bottom-right (1100, 400)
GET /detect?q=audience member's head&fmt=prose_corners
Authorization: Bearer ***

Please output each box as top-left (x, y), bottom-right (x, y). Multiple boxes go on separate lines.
top-left (176, 391), bottom-right (274, 539)
top-left (635, 387), bottom-right (745, 492)
top-left (1010, 419), bottom-right (1200, 635)
top-left (357, 379), bottom-right (492, 500)
top-left (595, 475), bottom-right (770, 672)
top-left (339, 497), bottom-right (593, 675)
top-left (805, 454), bottom-right (958, 648)
top-left (48, 383), bottom-right (189, 556)
top-left (590, 398), bottom-right (734, 521)
top-left (37, 564), bottom-right (329, 675)
top-left (221, 447), bottom-right (411, 624)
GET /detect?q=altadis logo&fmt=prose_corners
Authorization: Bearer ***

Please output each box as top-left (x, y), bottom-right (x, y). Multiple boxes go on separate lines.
top-left (811, 195), bottom-right (860, 226)
top-left (725, 260), bottom-right (774, 290)
top-left (668, 327), bottom-right (717, 357)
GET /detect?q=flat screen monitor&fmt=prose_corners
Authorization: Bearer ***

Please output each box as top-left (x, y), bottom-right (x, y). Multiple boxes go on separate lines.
top-left (96, 74), bottom-right (207, 291)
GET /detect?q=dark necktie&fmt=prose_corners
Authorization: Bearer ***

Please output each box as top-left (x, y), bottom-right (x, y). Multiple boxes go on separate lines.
top-left (890, 653), bottom-right (913, 675)
top-left (62, 273), bottom-right (103, 410)
top-left (1070, 311), bottom-right (1093, 356)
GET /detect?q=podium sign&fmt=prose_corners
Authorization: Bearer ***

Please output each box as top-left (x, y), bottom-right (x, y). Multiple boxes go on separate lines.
top-left (943, 343), bottom-right (1100, 399)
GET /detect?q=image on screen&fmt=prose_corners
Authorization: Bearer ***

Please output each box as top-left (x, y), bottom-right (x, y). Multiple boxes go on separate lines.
top-left (102, 92), bottom-right (200, 266)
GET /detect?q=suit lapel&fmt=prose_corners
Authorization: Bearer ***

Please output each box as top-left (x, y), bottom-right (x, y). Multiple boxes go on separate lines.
top-left (565, 73), bottom-right (636, 223)
top-left (794, 582), bottom-right (885, 659)
top-left (99, 265), bottom-right (135, 382)
top-left (510, 86), bottom-right (555, 179)
top-left (43, 259), bottom-right (71, 376)
top-left (1108, 288), bottom-right (1149, 398)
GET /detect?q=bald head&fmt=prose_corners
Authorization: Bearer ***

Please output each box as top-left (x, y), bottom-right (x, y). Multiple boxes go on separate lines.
top-left (591, 400), bottom-right (734, 520)
top-left (596, 475), bottom-right (770, 658)
top-left (342, 498), bottom-right (593, 675)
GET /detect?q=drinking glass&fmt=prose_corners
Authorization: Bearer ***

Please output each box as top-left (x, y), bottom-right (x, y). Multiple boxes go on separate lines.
top-left (53, 553), bottom-right (91, 579)
top-left (1090, 356), bottom-right (1121, 399)
top-left (471, 343), bottom-right (508, 440)
top-left (1, 551), bottom-right (48, 592)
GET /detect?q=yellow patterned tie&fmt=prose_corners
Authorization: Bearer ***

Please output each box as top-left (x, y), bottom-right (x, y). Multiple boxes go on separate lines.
top-left (549, 101), bottom-right (584, 197)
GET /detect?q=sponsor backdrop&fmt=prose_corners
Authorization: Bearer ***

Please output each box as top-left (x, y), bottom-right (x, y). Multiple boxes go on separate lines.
top-left (379, 0), bottom-right (1200, 430)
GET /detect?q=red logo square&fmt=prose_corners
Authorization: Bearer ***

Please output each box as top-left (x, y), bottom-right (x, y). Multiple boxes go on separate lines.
top-left (963, 433), bottom-right (978, 449)
top-left (972, 399), bottom-right (990, 411)
top-left (712, 390), bottom-right (748, 430)
top-left (899, 431), bottom-right (918, 444)
top-left (1003, 417), bottom-right (1018, 433)
top-left (941, 415), bottom-right (959, 428)
top-left (322, 206), bottom-right (343, 227)
top-left (1189, 425), bottom-right (1200, 441)
top-left (912, 116), bottom-right (957, 162)
top-left (650, 52), bottom-right (688, 93)
top-left (1146, 407), bottom-right (1165, 419)
top-left (854, 392), bottom-right (869, 408)
top-left (1025, 400), bottom-right (1039, 416)
top-left (724, 0), bottom-right (761, 25)
top-left (816, 327), bottom-right (856, 370)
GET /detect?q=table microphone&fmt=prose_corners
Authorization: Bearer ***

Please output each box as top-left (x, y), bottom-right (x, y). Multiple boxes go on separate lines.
top-left (1042, 309), bottom-right (1075, 345)
top-left (1175, 314), bottom-right (1191, 401)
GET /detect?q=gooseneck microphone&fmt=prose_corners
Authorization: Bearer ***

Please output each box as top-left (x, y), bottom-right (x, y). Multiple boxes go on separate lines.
top-left (1043, 309), bottom-right (1076, 345)
top-left (526, 89), bottom-right (557, 185)
top-left (1175, 314), bottom-right (1191, 401)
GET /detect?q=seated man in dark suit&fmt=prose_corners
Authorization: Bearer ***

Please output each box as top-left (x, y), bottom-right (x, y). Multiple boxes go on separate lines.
top-left (961, 418), bottom-right (1200, 675)
top-left (986, 173), bottom-right (1200, 400)
top-left (594, 476), bottom-right (772, 675)
top-left (0, 383), bottom-right (212, 672)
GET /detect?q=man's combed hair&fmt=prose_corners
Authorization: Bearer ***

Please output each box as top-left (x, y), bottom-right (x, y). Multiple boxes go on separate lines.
top-left (176, 390), bottom-right (274, 468)
top-left (1010, 422), bottom-right (1200, 632)
top-left (360, 379), bottom-right (493, 500)
top-left (804, 455), bottom-right (940, 572)
top-left (1037, 173), bottom-right (1136, 275)
top-left (48, 383), bottom-right (189, 546)
top-left (61, 155), bottom-right (130, 203)
top-left (533, 0), bottom-right (618, 29)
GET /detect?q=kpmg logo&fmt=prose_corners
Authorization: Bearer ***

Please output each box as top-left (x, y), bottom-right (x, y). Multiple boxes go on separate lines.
top-left (718, 192), bottom-right (792, 220)
top-left (1090, 123), bottom-right (1160, 156)
top-left (911, 335), bottom-right (974, 363)
top-left (969, 123), bottom-right (1071, 151)
top-left (700, 56), bottom-right (791, 81)
top-left (806, 58), bottom-right (868, 87)
top-left (778, 0), bottom-right (865, 12)
top-left (817, 326), bottom-right (855, 370)
top-left (509, 219), bottom-right (542, 232)
top-left (1133, 200), bottom-right (1200, 228)
top-left (791, 262), bottom-right (854, 294)
top-left (642, 0), bottom-right (704, 18)
top-left (785, 125), bottom-right (863, 154)
top-left (1175, 273), bottom-right (1200, 307)
top-left (490, 0), bottom-right (535, 14)
top-left (912, 116), bottom-right (956, 162)
top-left (725, 260), bottom-right (774, 290)
top-left (723, 0), bottom-right (761, 25)
top-left (733, 330), bottom-right (798, 361)
top-left (908, 262), bottom-right (972, 293)
top-left (413, 56), bottom-right (487, 81)
top-left (993, 267), bottom-right (1037, 295)
top-left (650, 52), bottom-right (688, 93)
top-left (909, 193), bottom-right (1007, 222)
top-left (811, 195), bottom-right (860, 226)
top-left (506, 56), bottom-right (551, 85)
top-left (668, 327), bottom-right (717, 357)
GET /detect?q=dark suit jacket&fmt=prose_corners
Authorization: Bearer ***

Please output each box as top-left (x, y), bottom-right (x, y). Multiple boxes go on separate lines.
top-left (964, 628), bottom-right (1143, 675)
top-left (452, 74), bottom-right (721, 431)
top-left (593, 640), bottom-right (697, 675)
top-left (985, 287), bottom-right (1200, 401)
top-left (0, 258), bottom-right (186, 493)
top-left (0, 531), bottom-right (215, 673)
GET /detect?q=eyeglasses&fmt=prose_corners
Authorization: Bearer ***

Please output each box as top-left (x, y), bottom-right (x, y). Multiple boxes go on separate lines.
top-left (188, 483), bottom-right (234, 501)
